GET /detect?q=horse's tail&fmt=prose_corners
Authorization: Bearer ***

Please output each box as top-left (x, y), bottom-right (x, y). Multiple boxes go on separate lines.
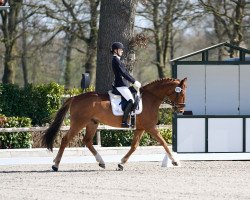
top-left (42, 97), bottom-right (73, 152)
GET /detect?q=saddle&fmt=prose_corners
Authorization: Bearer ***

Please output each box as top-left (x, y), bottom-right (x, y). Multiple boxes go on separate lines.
top-left (108, 86), bottom-right (143, 116)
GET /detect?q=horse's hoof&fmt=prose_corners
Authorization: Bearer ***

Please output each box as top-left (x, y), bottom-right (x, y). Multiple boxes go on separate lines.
top-left (172, 161), bottom-right (179, 166)
top-left (99, 163), bottom-right (105, 169)
top-left (117, 164), bottom-right (124, 171)
top-left (52, 165), bottom-right (58, 172)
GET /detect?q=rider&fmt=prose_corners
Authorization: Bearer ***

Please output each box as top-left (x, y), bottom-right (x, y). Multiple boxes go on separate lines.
top-left (111, 42), bottom-right (141, 128)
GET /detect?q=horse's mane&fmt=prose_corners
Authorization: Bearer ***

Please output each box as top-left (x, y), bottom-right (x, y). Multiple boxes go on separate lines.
top-left (141, 78), bottom-right (179, 92)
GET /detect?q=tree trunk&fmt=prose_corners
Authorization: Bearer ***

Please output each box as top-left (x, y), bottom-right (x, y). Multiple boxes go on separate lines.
top-left (85, 44), bottom-right (97, 86)
top-left (96, 0), bottom-right (138, 93)
top-left (162, 0), bottom-right (174, 68)
top-left (84, 0), bottom-right (99, 86)
top-left (2, 49), bottom-right (15, 84)
top-left (151, 0), bottom-right (175, 78)
top-left (64, 33), bottom-right (75, 89)
top-left (21, 7), bottom-right (28, 86)
top-left (229, 0), bottom-right (246, 57)
top-left (214, 14), bottom-right (224, 60)
top-left (1, 0), bottom-right (23, 84)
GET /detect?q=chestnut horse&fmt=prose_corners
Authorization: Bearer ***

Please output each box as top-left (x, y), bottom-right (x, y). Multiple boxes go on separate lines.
top-left (42, 78), bottom-right (187, 171)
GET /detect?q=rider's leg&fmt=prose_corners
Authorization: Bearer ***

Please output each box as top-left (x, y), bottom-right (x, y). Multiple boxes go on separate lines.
top-left (121, 100), bottom-right (133, 127)
top-left (116, 87), bottom-right (134, 127)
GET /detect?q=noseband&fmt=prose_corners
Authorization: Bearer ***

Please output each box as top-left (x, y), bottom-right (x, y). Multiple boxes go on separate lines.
top-left (164, 86), bottom-right (185, 113)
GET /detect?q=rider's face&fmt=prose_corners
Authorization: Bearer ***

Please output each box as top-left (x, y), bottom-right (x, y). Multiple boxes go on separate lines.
top-left (115, 49), bottom-right (123, 57)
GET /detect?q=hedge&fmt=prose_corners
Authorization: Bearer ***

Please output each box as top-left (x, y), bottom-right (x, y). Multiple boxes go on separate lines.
top-left (99, 128), bottom-right (172, 147)
top-left (0, 115), bottom-right (32, 149)
top-left (0, 82), bottom-right (64, 125)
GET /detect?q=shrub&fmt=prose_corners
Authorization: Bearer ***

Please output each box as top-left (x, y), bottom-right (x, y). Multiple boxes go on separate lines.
top-left (99, 107), bottom-right (173, 147)
top-left (0, 82), bottom-right (64, 125)
top-left (64, 85), bottom-right (95, 96)
top-left (158, 108), bottom-right (172, 125)
top-left (0, 115), bottom-right (32, 149)
top-left (100, 128), bottom-right (172, 147)
top-left (159, 128), bottom-right (172, 144)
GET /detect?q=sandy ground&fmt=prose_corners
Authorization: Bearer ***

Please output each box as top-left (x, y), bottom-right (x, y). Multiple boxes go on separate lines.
top-left (0, 161), bottom-right (250, 200)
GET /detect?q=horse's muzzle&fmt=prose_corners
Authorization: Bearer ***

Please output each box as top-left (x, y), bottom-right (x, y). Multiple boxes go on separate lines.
top-left (173, 103), bottom-right (185, 113)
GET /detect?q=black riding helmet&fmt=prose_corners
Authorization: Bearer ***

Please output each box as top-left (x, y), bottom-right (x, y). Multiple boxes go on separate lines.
top-left (111, 42), bottom-right (124, 53)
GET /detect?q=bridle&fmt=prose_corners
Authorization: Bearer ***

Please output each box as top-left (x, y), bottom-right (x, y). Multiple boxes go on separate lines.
top-left (164, 86), bottom-right (185, 113)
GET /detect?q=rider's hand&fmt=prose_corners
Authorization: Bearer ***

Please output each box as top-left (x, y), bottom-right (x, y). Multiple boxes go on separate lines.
top-left (133, 81), bottom-right (141, 88)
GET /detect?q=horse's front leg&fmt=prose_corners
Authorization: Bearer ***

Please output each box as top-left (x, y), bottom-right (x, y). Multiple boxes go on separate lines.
top-left (118, 129), bottom-right (145, 171)
top-left (147, 128), bottom-right (179, 166)
top-left (83, 121), bottom-right (105, 169)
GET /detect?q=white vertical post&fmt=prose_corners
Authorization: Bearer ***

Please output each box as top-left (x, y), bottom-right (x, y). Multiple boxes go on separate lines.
top-left (96, 130), bottom-right (101, 146)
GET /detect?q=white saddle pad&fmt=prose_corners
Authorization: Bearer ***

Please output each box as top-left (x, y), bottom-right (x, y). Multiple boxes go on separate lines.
top-left (108, 91), bottom-right (143, 116)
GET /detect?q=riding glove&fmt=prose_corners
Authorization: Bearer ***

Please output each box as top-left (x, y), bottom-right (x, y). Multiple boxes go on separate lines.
top-left (134, 81), bottom-right (141, 88)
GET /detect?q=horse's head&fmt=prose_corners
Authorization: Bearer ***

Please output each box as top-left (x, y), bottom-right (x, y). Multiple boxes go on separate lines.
top-left (141, 77), bottom-right (187, 113)
top-left (165, 78), bottom-right (187, 113)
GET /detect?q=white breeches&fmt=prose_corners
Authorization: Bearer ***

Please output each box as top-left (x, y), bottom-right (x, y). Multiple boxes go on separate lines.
top-left (116, 87), bottom-right (134, 103)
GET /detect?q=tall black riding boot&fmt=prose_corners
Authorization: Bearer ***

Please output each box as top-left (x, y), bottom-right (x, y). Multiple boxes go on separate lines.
top-left (121, 100), bottom-right (133, 128)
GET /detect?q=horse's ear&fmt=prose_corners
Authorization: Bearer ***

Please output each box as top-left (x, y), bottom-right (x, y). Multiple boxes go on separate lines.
top-left (179, 77), bottom-right (187, 87)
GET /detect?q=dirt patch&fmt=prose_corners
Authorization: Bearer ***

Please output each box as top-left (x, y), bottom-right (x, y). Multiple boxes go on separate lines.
top-left (0, 161), bottom-right (250, 200)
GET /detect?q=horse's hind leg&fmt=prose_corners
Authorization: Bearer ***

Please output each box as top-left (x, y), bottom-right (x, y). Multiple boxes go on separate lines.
top-left (83, 121), bottom-right (105, 169)
top-left (118, 129), bottom-right (144, 170)
top-left (53, 126), bottom-right (84, 171)
top-left (147, 128), bottom-right (179, 166)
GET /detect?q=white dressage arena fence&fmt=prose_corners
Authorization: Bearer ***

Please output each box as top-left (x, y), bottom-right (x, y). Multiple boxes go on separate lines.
top-left (1, 124), bottom-right (250, 166)
top-left (0, 124), bottom-right (171, 147)
top-left (0, 125), bottom-right (172, 166)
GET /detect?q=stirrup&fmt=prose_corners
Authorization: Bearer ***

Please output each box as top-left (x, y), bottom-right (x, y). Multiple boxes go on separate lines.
top-left (121, 122), bottom-right (130, 128)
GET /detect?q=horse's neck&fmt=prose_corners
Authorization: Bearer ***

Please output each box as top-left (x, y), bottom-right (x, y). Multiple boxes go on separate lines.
top-left (142, 90), bottom-right (163, 109)
top-left (143, 84), bottom-right (172, 101)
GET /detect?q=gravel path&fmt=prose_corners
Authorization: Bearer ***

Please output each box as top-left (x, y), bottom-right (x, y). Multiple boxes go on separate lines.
top-left (0, 161), bottom-right (250, 200)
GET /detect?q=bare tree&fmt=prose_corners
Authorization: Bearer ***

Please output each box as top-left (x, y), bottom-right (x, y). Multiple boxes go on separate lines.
top-left (137, 0), bottom-right (192, 78)
top-left (43, 0), bottom-right (99, 87)
top-left (1, 0), bottom-right (23, 83)
top-left (84, 0), bottom-right (99, 85)
top-left (198, 0), bottom-right (248, 57)
top-left (0, 0), bottom-right (43, 84)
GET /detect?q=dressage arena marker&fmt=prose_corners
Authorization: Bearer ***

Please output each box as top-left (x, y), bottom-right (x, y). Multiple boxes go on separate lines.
top-left (161, 154), bottom-right (174, 167)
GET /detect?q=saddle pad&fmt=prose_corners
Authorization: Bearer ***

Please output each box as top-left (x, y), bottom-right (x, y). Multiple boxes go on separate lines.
top-left (108, 91), bottom-right (143, 116)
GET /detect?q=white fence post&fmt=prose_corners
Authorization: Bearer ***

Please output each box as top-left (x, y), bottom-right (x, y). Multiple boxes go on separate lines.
top-left (96, 130), bottom-right (101, 146)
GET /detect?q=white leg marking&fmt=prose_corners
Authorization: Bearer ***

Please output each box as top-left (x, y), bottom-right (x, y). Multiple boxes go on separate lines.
top-left (95, 153), bottom-right (105, 164)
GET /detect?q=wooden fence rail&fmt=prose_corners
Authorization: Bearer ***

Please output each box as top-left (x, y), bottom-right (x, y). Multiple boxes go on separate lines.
top-left (0, 125), bottom-right (171, 146)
